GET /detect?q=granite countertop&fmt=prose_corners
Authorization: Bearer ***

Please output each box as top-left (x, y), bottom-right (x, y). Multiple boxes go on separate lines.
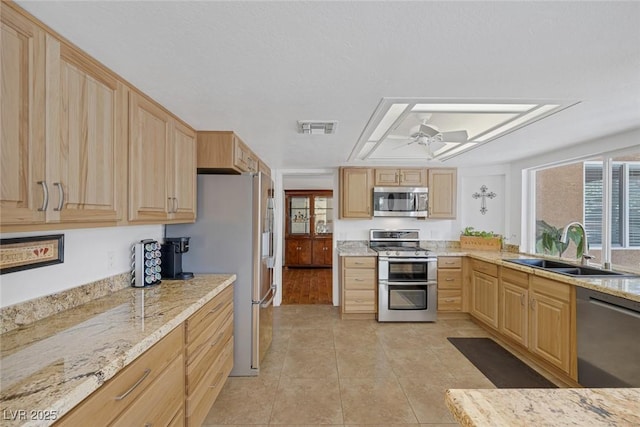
top-left (0, 274), bottom-right (236, 427)
top-left (436, 249), bottom-right (640, 303)
top-left (445, 388), bottom-right (640, 427)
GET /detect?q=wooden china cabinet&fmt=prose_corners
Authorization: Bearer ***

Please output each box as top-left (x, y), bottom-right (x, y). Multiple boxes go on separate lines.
top-left (285, 190), bottom-right (333, 267)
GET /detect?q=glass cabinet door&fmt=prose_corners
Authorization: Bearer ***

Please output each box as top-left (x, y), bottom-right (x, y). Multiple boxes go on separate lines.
top-left (289, 196), bottom-right (310, 235)
top-left (313, 195), bottom-right (333, 236)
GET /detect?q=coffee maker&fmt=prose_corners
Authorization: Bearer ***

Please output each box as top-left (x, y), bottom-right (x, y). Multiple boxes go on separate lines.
top-left (161, 237), bottom-right (194, 280)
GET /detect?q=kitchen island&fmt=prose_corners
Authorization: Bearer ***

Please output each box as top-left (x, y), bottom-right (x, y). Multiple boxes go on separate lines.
top-left (445, 387), bottom-right (640, 426)
top-left (0, 274), bottom-right (235, 426)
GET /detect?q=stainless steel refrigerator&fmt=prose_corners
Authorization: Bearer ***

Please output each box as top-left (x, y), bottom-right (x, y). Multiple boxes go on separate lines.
top-left (166, 173), bottom-right (275, 376)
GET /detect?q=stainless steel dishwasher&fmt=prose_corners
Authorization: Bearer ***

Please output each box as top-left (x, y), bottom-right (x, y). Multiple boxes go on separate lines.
top-left (577, 287), bottom-right (640, 387)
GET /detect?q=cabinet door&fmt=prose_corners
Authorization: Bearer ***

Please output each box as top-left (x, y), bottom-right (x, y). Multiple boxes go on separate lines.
top-left (0, 6), bottom-right (46, 226)
top-left (170, 121), bottom-right (196, 222)
top-left (287, 195), bottom-right (310, 236)
top-left (374, 169), bottom-right (399, 186)
top-left (501, 282), bottom-right (528, 347)
top-left (340, 168), bottom-right (372, 218)
top-left (530, 285), bottom-right (571, 374)
top-left (298, 239), bottom-right (312, 265)
top-left (312, 239), bottom-right (332, 266)
top-left (428, 168), bottom-right (457, 219)
top-left (312, 194), bottom-right (333, 237)
top-left (399, 169), bottom-right (426, 186)
top-left (286, 238), bottom-right (311, 266)
top-left (129, 92), bottom-right (171, 222)
top-left (46, 37), bottom-right (122, 223)
top-left (471, 270), bottom-right (499, 329)
top-left (285, 239), bottom-right (300, 266)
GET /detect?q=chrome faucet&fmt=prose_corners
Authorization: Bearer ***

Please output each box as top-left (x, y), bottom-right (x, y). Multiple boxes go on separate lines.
top-left (560, 221), bottom-right (595, 266)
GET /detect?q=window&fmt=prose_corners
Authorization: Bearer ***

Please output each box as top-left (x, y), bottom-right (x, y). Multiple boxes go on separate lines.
top-left (584, 162), bottom-right (640, 248)
top-left (533, 152), bottom-right (640, 271)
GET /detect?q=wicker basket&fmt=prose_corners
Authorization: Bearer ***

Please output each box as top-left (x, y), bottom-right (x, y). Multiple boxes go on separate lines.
top-left (460, 235), bottom-right (502, 251)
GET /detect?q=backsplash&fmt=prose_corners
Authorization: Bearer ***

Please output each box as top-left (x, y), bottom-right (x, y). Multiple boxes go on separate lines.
top-left (0, 272), bottom-right (131, 334)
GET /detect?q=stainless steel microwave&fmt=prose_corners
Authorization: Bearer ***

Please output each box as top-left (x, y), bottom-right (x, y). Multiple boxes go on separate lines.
top-left (373, 187), bottom-right (428, 217)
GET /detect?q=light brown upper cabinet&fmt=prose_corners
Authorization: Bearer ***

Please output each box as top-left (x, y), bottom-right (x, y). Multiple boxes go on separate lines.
top-left (339, 167), bottom-right (373, 219)
top-left (374, 168), bottom-right (427, 186)
top-left (428, 168), bottom-right (457, 219)
top-left (168, 121), bottom-right (197, 223)
top-left (1, 6), bottom-right (126, 231)
top-left (45, 35), bottom-right (125, 225)
top-left (197, 131), bottom-right (260, 174)
top-left (129, 92), bottom-right (196, 223)
top-left (1, 6), bottom-right (47, 227)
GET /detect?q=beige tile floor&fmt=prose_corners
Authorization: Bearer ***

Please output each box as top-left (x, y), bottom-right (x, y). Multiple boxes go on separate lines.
top-left (203, 305), bottom-right (495, 426)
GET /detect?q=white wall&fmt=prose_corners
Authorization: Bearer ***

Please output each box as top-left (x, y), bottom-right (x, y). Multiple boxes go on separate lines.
top-left (0, 225), bottom-right (163, 307)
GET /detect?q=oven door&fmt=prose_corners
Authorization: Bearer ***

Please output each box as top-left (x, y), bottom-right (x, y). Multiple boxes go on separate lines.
top-left (378, 282), bottom-right (437, 322)
top-left (378, 257), bottom-right (435, 283)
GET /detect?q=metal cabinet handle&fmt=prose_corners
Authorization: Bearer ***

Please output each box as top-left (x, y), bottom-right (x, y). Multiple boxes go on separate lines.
top-left (445, 298), bottom-right (455, 302)
top-left (53, 182), bottom-right (64, 211)
top-left (210, 331), bottom-right (224, 348)
top-left (173, 197), bottom-right (178, 213)
top-left (37, 181), bottom-right (49, 211)
top-left (530, 299), bottom-right (536, 310)
top-left (445, 278), bottom-right (454, 281)
top-left (520, 294), bottom-right (526, 306)
top-left (168, 197), bottom-right (173, 213)
top-left (114, 368), bottom-right (151, 401)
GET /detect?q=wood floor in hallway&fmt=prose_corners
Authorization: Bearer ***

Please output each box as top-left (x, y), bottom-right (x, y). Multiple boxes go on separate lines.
top-left (281, 267), bottom-right (332, 304)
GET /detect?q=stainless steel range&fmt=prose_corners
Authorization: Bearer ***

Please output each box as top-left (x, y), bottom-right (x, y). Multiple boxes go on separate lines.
top-left (370, 229), bottom-right (437, 322)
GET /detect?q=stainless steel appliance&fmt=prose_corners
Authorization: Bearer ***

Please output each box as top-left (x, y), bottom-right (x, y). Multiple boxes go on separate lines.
top-left (160, 237), bottom-right (194, 280)
top-left (373, 187), bottom-right (428, 217)
top-left (166, 173), bottom-right (276, 376)
top-left (576, 287), bottom-right (640, 387)
top-left (370, 229), bottom-right (437, 322)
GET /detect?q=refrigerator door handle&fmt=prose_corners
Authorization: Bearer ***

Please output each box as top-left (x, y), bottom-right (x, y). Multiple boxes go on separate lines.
top-left (261, 291), bottom-right (275, 309)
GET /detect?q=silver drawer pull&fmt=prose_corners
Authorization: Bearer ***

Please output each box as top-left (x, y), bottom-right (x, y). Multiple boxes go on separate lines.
top-left (445, 298), bottom-right (455, 302)
top-left (114, 368), bottom-right (151, 401)
top-left (209, 301), bottom-right (225, 313)
top-left (354, 278), bottom-right (364, 281)
top-left (210, 331), bottom-right (224, 348)
top-left (445, 278), bottom-right (454, 281)
top-left (37, 181), bottom-right (49, 211)
top-left (208, 372), bottom-right (224, 389)
top-left (53, 182), bottom-right (64, 211)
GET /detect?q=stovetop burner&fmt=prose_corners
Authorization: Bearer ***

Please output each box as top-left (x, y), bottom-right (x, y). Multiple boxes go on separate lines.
top-left (369, 229), bottom-right (433, 258)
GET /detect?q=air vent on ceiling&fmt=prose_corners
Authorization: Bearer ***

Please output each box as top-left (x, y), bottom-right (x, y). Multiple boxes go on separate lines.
top-left (297, 120), bottom-right (338, 135)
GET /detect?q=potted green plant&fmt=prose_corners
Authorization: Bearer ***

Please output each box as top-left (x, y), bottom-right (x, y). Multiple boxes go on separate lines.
top-left (460, 227), bottom-right (503, 251)
top-left (535, 220), bottom-right (584, 257)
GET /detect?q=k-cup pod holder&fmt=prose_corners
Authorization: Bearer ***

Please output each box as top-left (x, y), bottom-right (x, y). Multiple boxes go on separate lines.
top-left (131, 239), bottom-right (162, 287)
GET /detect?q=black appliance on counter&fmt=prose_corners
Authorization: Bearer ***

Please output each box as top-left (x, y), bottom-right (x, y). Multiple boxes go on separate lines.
top-left (161, 237), bottom-right (194, 280)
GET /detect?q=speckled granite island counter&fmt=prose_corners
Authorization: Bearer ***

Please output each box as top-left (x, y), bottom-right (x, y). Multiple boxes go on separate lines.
top-left (445, 387), bottom-right (640, 426)
top-left (0, 274), bottom-right (235, 426)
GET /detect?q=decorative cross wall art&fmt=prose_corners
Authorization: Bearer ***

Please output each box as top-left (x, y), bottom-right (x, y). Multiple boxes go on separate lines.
top-left (472, 185), bottom-right (497, 215)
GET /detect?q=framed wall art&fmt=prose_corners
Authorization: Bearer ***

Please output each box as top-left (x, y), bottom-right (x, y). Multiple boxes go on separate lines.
top-left (0, 234), bottom-right (64, 274)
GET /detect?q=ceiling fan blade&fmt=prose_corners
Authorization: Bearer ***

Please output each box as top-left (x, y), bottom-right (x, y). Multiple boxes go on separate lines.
top-left (440, 130), bottom-right (468, 143)
top-left (419, 124), bottom-right (440, 138)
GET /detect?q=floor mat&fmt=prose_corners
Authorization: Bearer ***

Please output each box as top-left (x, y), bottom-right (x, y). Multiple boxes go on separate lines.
top-left (447, 337), bottom-right (558, 388)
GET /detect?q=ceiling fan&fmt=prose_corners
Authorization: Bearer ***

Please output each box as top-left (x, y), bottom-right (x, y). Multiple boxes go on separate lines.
top-left (389, 122), bottom-right (469, 160)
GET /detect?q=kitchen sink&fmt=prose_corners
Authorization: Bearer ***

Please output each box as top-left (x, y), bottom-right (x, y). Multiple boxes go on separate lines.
top-left (503, 258), bottom-right (638, 278)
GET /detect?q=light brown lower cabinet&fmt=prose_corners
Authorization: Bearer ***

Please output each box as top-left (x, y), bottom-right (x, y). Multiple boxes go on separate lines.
top-left (55, 326), bottom-right (185, 426)
top-left (529, 276), bottom-right (573, 376)
top-left (499, 267), bottom-right (529, 347)
top-left (494, 265), bottom-right (575, 379)
top-left (470, 260), bottom-right (499, 329)
top-left (185, 285), bottom-right (234, 427)
top-left (437, 256), bottom-right (463, 312)
top-left (55, 285), bottom-right (234, 427)
top-left (340, 256), bottom-right (377, 319)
